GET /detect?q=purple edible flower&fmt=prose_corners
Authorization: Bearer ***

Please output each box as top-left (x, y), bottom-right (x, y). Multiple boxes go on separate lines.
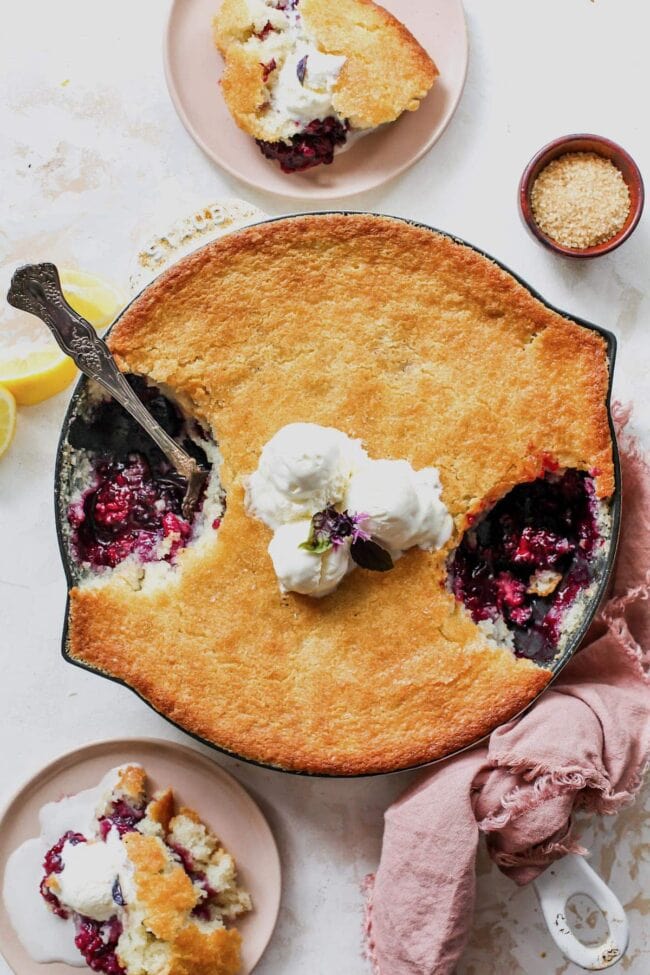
top-left (300, 507), bottom-right (370, 553)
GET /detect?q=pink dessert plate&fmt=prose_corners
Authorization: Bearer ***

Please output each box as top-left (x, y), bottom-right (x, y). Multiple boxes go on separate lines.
top-left (164, 0), bottom-right (468, 199)
top-left (0, 738), bottom-right (281, 975)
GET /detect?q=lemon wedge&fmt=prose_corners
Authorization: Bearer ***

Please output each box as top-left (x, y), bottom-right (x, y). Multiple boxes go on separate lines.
top-left (0, 269), bottom-right (124, 406)
top-left (59, 269), bottom-right (124, 332)
top-left (0, 348), bottom-right (77, 407)
top-left (0, 386), bottom-right (17, 458)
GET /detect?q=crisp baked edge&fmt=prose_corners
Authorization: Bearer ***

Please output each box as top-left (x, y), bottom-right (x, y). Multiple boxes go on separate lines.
top-left (66, 606), bottom-right (552, 775)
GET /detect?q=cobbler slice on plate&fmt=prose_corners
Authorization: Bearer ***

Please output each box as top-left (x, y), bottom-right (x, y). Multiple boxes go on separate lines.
top-left (40, 765), bottom-right (251, 975)
top-left (213, 0), bottom-right (438, 171)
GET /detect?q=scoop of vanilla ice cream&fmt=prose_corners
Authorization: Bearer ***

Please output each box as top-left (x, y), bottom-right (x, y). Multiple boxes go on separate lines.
top-left (412, 467), bottom-right (453, 550)
top-left (56, 829), bottom-right (133, 922)
top-left (246, 423), bottom-right (366, 528)
top-left (304, 48), bottom-right (347, 92)
top-left (271, 44), bottom-right (346, 127)
top-left (345, 460), bottom-right (452, 553)
top-left (268, 520), bottom-right (351, 596)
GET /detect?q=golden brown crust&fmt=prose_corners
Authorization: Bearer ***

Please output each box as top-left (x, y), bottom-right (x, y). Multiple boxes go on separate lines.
top-left (167, 927), bottom-right (242, 975)
top-left (177, 806), bottom-right (202, 825)
top-left (304, 0), bottom-right (438, 129)
top-left (123, 833), bottom-right (242, 975)
top-left (214, 0), bottom-right (255, 50)
top-left (218, 44), bottom-right (268, 134)
top-left (124, 834), bottom-right (197, 941)
top-left (213, 0), bottom-right (438, 140)
top-left (147, 788), bottom-right (176, 832)
top-left (117, 764), bottom-right (147, 803)
top-left (68, 214), bottom-right (614, 774)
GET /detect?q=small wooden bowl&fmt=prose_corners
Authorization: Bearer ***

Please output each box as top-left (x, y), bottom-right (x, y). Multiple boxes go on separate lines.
top-left (519, 134), bottom-right (644, 258)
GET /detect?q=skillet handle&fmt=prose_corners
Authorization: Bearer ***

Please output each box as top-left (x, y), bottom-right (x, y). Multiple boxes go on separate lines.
top-left (533, 854), bottom-right (629, 970)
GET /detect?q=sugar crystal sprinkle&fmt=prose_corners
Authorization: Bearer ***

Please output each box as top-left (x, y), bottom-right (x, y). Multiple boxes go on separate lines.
top-left (530, 151), bottom-right (631, 250)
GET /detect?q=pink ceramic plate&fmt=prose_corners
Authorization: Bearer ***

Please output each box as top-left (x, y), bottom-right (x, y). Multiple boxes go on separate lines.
top-left (164, 0), bottom-right (468, 199)
top-left (0, 738), bottom-right (281, 975)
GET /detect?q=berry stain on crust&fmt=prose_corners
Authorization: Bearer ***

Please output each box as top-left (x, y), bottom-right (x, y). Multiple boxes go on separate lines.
top-left (257, 116), bottom-right (349, 172)
top-left (260, 57), bottom-right (277, 82)
top-left (449, 469), bottom-right (604, 662)
top-left (168, 842), bottom-right (221, 922)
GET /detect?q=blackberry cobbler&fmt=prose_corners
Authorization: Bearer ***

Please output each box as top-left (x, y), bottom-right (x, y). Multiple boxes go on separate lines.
top-left (64, 377), bottom-right (223, 581)
top-left (213, 0), bottom-right (438, 172)
top-left (38, 765), bottom-right (250, 975)
top-left (63, 214), bottom-right (616, 775)
top-left (449, 467), bottom-right (609, 663)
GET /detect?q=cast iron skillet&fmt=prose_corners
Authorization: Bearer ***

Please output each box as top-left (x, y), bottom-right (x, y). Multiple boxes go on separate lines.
top-left (53, 212), bottom-right (622, 777)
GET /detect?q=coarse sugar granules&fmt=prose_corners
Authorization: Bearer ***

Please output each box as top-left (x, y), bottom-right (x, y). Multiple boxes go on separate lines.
top-left (530, 152), bottom-right (631, 249)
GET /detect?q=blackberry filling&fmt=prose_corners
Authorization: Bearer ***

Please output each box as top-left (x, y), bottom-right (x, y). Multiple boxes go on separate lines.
top-left (98, 798), bottom-right (146, 839)
top-left (67, 377), bottom-right (214, 571)
top-left (74, 916), bottom-right (125, 975)
top-left (448, 469), bottom-right (605, 662)
top-left (40, 801), bottom-right (141, 971)
top-left (39, 832), bottom-right (86, 918)
top-left (169, 843), bottom-right (220, 921)
top-left (69, 454), bottom-right (192, 569)
top-left (256, 116), bottom-right (348, 172)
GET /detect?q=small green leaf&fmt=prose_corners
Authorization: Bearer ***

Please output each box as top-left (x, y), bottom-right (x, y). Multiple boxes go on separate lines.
top-left (299, 537), bottom-right (332, 555)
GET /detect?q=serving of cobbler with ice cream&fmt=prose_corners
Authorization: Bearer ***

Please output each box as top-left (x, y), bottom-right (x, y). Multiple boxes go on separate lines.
top-left (213, 0), bottom-right (438, 171)
top-left (3, 765), bottom-right (251, 975)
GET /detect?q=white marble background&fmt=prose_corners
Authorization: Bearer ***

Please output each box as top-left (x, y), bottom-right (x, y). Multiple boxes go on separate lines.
top-left (1, 1), bottom-right (649, 973)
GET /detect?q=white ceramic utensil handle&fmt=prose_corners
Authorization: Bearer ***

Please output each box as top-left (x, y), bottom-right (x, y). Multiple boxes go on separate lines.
top-left (534, 854), bottom-right (629, 970)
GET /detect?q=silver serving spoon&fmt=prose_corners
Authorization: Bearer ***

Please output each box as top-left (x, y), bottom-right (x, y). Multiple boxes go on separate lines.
top-left (7, 263), bottom-right (209, 519)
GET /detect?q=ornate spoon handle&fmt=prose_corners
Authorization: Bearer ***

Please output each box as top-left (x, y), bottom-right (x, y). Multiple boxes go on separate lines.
top-left (7, 263), bottom-right (208, 516)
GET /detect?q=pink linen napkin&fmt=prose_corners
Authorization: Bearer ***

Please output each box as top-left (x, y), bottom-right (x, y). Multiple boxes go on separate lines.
top-left (365, 404), bottom-right (650, 975)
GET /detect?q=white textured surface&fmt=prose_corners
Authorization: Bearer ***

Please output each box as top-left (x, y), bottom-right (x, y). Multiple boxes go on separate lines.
top-left (1, 2), bottom-right (649, 973)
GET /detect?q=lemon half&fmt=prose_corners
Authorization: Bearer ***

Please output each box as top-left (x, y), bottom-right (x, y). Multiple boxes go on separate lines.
top-left (0, 269), bottom-right (124, 406)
